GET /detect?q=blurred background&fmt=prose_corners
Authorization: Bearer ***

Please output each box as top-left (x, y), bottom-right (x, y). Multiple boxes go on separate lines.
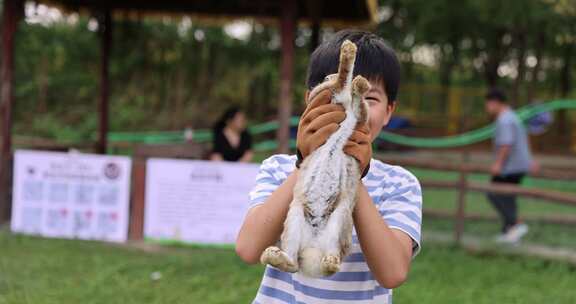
top-left (0, 0), bottom-right (575, 303)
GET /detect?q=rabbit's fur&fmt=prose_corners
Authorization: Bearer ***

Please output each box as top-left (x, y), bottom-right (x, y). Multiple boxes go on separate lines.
top-left (260, 40), bottom-right (371, 277)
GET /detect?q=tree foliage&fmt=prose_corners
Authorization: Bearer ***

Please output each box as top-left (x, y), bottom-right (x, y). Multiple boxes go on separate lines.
top-left (0, 0), bottom-right (574, 141)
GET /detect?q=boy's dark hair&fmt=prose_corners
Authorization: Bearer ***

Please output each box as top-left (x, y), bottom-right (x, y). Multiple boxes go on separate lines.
top-left (485, 88), bottom-right (507, 103)
top-left (306, 30), bottom-right (400, 103)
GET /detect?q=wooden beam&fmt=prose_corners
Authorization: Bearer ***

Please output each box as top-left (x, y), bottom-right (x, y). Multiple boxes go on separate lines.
top-left (0, 0), bottom-right (23, 223)
top-left (421, 179), bottom-right (576, 207)
top-left (34, 0), bottom-right (374, 27)
top-left (424, 208), bottom-right (576, 226)
top-left (97, 9), bottom-right (112, 154)
top-left (377, 155), bottom-right (576, 181)
top-left (276, 0), bottom-right (296, 154)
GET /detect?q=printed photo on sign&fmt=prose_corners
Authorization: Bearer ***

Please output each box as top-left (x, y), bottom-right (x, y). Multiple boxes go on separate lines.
top-left (45, 208), bottom-right (70, 236)
top-left (97, 212), bottom-right (119, 239)
top-left (20, 208), bottom-right (42, 234)
top-left (22, 180), bottom-right (43, 202)
top-left (49, 182), bottom-right (69, 203)
top-left (98, 186), bottom-right (119, 205)
top-left (75, 184), bottom-right (94, 205)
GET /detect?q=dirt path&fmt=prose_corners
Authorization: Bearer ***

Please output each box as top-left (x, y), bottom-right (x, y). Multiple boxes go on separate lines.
top-left (425, 231), bottom-right (576, 265)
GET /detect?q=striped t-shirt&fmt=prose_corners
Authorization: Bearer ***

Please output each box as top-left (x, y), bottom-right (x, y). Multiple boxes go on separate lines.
top-left (248, 154), bottom-right (422, 304)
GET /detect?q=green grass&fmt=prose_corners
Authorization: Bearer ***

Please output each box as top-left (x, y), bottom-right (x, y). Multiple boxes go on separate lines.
top-left (1, 231), bottom-right (575, 304)
top-left (0, 232), bottom-right (262, 304)
top-left (399, 245), bottom-right (576, 304)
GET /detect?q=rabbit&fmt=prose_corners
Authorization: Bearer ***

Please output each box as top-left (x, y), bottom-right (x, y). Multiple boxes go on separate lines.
top-left (260, 40), bottom-right (371, 277)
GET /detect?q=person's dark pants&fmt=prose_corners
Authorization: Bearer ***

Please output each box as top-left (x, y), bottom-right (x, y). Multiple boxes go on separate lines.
top-left (487, 173), bottom-right (525, 233)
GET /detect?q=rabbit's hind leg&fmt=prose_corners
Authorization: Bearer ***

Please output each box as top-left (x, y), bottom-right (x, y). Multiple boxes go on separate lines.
top-left (317, 164), bottom-right (359, 276)
top-left (317, 201), bottom-right (354, 275)
top-left (351, 75), bottom-right (371, 124)
top-left (260, 246), bottom-right (298, 273)
top-left (318, 204), bottom-right (349, 275)
top-left (260, 200), bottom-right (305, 273)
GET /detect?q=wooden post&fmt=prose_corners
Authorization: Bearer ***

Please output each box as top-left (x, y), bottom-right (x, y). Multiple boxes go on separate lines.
top-left (454, 152), bottom-right (469, 244)
top-left (446, 87), bottom-right (461, 135)
top-left (128, 158), bottom-right (146, 240)
top-left (276, 0), bottom-right (296, 154)
top-left (97, 9), bottom-right (112, 154)
top-left (310, 20), bottom-right (321, 54)
top-left (571, 124), bottom-right (576, 154)
top-left (308, 0), bottom-right (322, 55)
top-left (453, 93), bottom-right (472, 243)
top-left (0, 0), bottom-right (23, 223)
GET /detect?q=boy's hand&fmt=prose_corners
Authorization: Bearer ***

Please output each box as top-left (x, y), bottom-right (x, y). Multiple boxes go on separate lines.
top-left (296, 87), bottom-right (345, 166)
top-left (344, 124), bottom-right (372, 177)
top-left (295, 86), bottom-right (372, 178)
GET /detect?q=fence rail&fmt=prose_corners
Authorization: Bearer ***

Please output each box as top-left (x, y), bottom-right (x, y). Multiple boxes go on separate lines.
top-left (379, 155), bottom-right (576, 180)
top-left (378, 154), bottom-right (576, 244)
top-left (424, 209), bottom-right (576, 226)
top-left (422, 180), bottom-right (576, 207)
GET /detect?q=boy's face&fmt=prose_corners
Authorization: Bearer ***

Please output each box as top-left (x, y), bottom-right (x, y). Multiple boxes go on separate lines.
top-left (364, 80), bottom-right (396, 142)
top-left (303, 79), bottom-right (396, 142)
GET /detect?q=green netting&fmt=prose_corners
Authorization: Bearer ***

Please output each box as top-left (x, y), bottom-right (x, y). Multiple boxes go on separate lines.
top-left (107, 99), bottom-right (576, 150)
top-left (377, 99), bottom-right (576, 148)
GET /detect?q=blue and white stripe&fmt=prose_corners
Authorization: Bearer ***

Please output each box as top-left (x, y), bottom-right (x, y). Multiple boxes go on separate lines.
top-left (248, 154), bottom-right (422, 303)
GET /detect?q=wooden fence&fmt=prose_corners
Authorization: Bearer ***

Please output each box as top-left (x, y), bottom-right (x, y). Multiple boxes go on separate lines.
top-left (378, 154), bottom-right (576, 244)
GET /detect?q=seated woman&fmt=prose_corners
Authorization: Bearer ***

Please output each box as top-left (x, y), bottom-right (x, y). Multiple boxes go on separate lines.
top-left (210, 106), bottom-right (253, 162)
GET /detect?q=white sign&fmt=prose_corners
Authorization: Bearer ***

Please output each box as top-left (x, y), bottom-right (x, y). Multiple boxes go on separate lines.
top-left (145, 159), bottom-right (259, 244)
top-left (11, 150), bottom-right (132, 242)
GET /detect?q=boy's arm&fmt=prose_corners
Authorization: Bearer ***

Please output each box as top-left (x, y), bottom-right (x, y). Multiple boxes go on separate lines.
top-left (353, 183), bottom-right (417, 289)
top-left (236, 169), bottom-right (298, 264)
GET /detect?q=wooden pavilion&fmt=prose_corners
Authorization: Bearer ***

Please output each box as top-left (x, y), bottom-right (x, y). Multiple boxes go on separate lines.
top-left (0, 0), bottom-right (378, 222)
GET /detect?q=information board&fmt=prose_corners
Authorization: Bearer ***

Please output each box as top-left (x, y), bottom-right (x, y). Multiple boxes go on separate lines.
top-left (11, 150), bottom-right (132, 242)
top-left (145, 159), bottom-right (259, 244)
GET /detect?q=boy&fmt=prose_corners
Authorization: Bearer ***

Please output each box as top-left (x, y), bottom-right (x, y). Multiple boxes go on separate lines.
top-left (236, 30), bottom-right (422, 304)
top-left (484, 88), bottom-right (532, 243)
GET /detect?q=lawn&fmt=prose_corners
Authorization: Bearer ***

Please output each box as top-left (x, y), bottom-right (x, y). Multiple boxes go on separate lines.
top-left (1, 231), bottom-right (575, 304)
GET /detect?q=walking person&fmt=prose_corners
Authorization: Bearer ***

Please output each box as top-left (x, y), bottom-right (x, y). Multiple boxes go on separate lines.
top-left (484, 88), bottom-right (533, 244)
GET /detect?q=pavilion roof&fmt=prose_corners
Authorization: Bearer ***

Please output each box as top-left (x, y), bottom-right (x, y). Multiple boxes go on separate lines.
top-left (37, 0), bottom-right (378, 27)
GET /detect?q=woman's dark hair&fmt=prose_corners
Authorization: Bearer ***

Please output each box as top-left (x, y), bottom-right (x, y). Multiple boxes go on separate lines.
top-left (213, 106), bottom-right (242, 134)
top-left (306, 30), bottom-right (401, 103)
